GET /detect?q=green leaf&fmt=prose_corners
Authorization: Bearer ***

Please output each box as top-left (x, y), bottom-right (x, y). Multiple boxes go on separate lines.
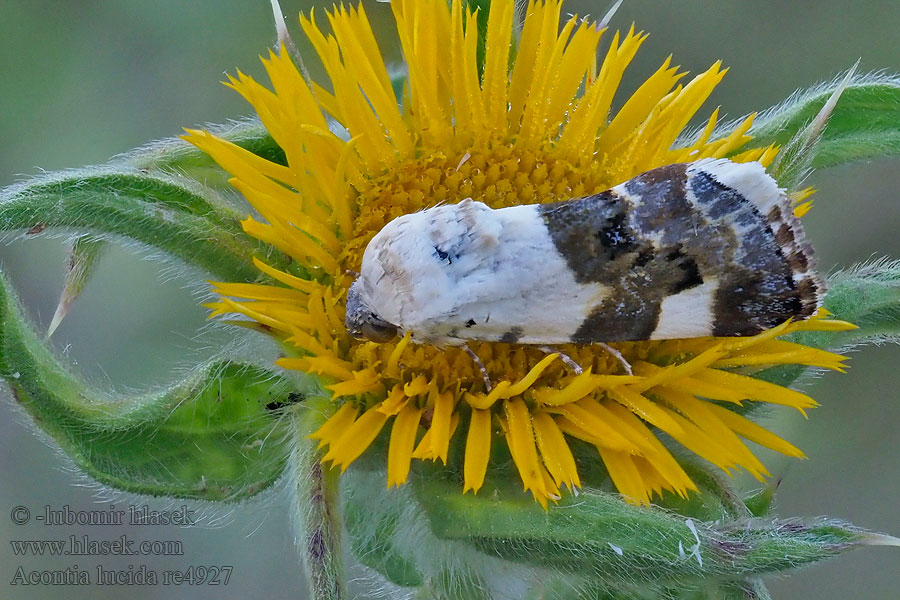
top-left (819, 258), bottom-right (900, 344)
top-left (1, 117), bottom-right (292, 283)
top-left (719, 578), bottom-right (773, 600)
top-left (530, 573), bottom-right (770, 600)
top-left (420, 569), bottom-right (492, 600)
top-left (126, 118), bottom-right (287, 191)
top-left (744, 73), bottom-right (900, 168)
top-left (0, 168), bottom-right (265, 282)
top-left (342, 467), bottom-right (519, 597)
top-left (768, 64), bottom-right (857, 188)
top-left (343, 460), bottom-right (424, 588)
top-left (344, 485), bottom-right (424, 587)
top-left (414, 476), bottom-right (894, 584)
top-left (1, 269), bottom-right (297, 500)
top-left (341, 448), bottom-right (896, 597)
top-left (742, 482), bottom-right (779, 518)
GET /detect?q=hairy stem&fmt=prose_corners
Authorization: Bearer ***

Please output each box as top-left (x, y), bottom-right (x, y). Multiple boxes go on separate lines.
top-left (291, 401), bottom-right (345, 600)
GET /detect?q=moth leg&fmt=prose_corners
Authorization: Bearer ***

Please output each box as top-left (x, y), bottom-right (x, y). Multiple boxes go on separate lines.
top-left (536, 346), bottom-right (583, 375)
top-left (464, 345), bottom-right (492, 392)
top-left (596, 342), bottom-right (633, 376)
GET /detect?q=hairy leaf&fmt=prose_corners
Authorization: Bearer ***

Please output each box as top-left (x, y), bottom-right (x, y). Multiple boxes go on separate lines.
top-left (0, 169), bottom-right (267, 282)
top-left (416, 476), bottom-right (895, 584)
top-left (1, 269), bottom-right (296, 500)
top-left (745, 73), bottom-right (900, 167)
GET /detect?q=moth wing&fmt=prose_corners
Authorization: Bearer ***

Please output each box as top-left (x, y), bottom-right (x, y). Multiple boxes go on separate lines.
top-left (685, 159), bottom-right (823, 329)
top-left (446, 159), bottom-right (823, 345)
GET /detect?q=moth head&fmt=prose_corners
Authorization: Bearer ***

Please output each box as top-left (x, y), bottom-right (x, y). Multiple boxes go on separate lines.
top-left (346, 208), bottom-right (449, 343)
top-left (345, 278), bottom-right (399, 343)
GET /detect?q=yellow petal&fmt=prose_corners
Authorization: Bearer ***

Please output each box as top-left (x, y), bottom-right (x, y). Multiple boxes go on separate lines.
top-left (323, 405), bottom-right (390, 471)
top-left (532, 411), bottom-right (580, 490)
top-left (656, 387), bottom-right (769, 479)
top-left (326, 368), bottom-right (384, 399)
top-left (403, 375), bottom-right (431, 398)
top-left (629, 346), bottom-right (726, 392)
top-left (608, 388), bottom-right (685, 437)
top-left (596, 449), bottom-right (650, 506)
top-left (692, 368), bottom-right (818, 413)
top-left (501, 353), bottom-right (559, 398)
top-left (602, 402), bottom-right (696, 497)
top-left (412, 413), bottom-right (460, 461)
top-left (504, 399), bottom-right (557, 505)
top-left (707, 403), bottom-right (806, 458)
top-left (385, 332), bottom-right (413, 378)
top-left (554, 398), bottom-right (639, 454)
top-left (387, 403), bottom-right (424, 487)
top-left (309, 402), bottom-right (359, 449)
top-left (429, 390), bottom-right (457, 464)
top-left (463, 409), bottom-right (493, 494)
top-left (379, 384), bottom-right (410, 416)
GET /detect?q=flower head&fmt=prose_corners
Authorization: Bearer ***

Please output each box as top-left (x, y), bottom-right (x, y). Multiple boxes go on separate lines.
top-left (185, 0), bottom-right (854, 506)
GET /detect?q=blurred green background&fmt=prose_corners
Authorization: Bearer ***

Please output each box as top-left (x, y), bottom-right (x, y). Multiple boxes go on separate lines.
top-left (1, 1), bottom-right (897, 598)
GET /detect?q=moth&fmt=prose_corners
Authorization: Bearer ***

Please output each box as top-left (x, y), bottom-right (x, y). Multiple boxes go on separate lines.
top-left (345, 159), bottom-right (822, 349)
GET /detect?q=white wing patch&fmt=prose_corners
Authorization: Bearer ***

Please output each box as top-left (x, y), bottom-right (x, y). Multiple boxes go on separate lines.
top-left (650, 278), bottom-right (718, 340)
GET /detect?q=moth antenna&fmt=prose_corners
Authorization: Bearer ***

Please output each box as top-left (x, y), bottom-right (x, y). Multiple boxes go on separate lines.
top-left (537, 346), bottom-right (583, 376)
top-left (464, 345), bottom-right (493, 392)
top-left (596, 342), bottom-right (633, 376)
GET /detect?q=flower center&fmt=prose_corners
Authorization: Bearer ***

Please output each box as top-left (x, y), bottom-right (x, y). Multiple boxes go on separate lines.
top-left (341, 143), bottom-right (629, 269)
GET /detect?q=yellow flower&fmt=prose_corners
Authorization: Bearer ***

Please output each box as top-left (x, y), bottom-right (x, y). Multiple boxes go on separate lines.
top-left (185, 0), bottom-right (854, 507)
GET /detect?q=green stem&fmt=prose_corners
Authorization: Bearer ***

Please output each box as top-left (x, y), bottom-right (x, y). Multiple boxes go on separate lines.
top-left (291, 401), bottom-right (345, 600)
